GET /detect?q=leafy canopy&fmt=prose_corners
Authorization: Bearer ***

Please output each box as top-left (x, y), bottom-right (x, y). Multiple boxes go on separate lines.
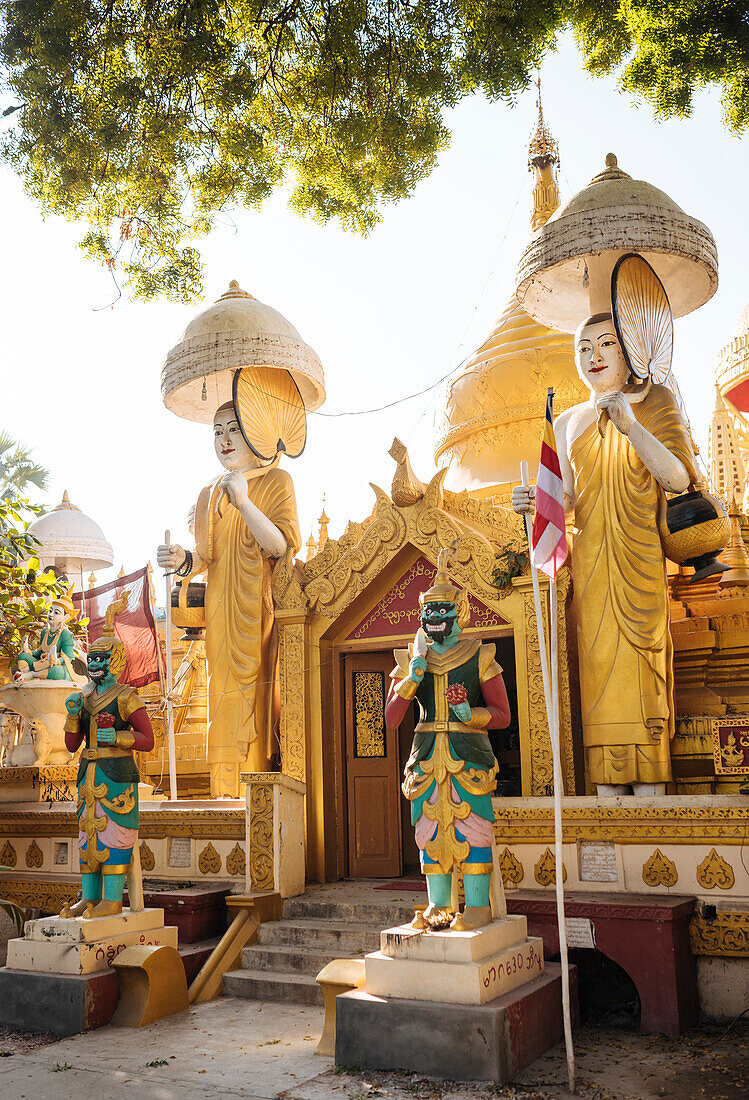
top-left (0, 431), bottom-right (48, 506)
top-left (1, 2), bottom-right (747, 302)
top-left (0, 496), bottom-right (87, 664)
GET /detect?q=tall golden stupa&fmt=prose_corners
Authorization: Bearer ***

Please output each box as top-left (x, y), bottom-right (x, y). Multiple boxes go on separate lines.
top-left (435, 89), bottom-right (587, 498)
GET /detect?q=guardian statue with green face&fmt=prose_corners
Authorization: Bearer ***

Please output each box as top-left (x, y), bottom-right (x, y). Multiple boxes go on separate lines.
top-left (385, 548), bottom-right (511, 931)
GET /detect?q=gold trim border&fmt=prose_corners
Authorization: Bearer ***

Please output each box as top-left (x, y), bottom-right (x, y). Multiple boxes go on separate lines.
top-left (493, 804), bottom-right (749, 846)
top-left (0, 809), bottom-right (245, 839)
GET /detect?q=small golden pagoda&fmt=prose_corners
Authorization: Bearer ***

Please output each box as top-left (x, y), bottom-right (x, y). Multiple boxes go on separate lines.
top-left (435, 88), bottom-right (586, 499)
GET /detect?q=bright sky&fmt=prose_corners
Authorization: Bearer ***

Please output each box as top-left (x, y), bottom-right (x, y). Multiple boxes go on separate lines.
top-left (2, 34), bottom-right (747, 588)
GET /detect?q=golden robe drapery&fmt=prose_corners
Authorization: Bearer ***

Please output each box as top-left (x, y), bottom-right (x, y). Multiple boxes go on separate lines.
top-left (194, 466), bottom-right (301, 793)
top-left (570, 385), bottom-right (698, 786)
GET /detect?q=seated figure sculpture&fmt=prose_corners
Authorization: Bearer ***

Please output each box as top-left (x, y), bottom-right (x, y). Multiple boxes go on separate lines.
top-left (61, 593), bottom-right (154, 918)
top-left (157, 400), bottom-right (302, 797)
top-left (14, 591), bottom-right (79, 682)
top-left (384, 548), bottom-right (511, 930)
top-left (513, 315), bottom-right (698, 795)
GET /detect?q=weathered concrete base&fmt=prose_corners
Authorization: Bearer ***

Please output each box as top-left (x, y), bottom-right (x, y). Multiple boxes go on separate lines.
top-left (0, 967), bottom-right (119, 1036)
top-left (335, 962), bottom-right (577, 1083)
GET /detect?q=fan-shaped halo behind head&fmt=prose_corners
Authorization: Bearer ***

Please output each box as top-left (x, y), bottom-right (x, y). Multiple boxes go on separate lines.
top-left (232, 366), bottom-right (307, 462)
top-left (611, 254), bottom-right (674, 384)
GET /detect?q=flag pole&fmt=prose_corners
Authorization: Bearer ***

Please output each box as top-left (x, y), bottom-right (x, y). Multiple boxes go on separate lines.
top-left (163, 530), bottom-right (178, 803)
top-left (520, 460), bottom-right (575, 1094)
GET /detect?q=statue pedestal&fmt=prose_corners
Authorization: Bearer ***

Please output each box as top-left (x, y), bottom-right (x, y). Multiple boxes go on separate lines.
top-left (366, 916), bottom-right (542, 1004)
top-left (5, 908), bottom-right (176, 975)
top-left (0, 765), bottom-right (77, 803)
top-left (335, 917), bottom-right (576, 1084)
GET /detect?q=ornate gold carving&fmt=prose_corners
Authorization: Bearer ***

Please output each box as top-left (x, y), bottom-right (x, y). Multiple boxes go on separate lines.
top-left (493, 802), bottom-right (749, 846)
top-left (1, 840), bottom-right (17, 868)
top-left (534, 847), bottom-right (567, 886)
top-left (248, 783), bottom-right (274, 891)
top-left (522, 588), bottom-right (554, 794)
top-left (25, 839), bottom-right (43, 869)
top-left (0, 808), bottom-right (245, 839)
top-left (696, 848), bottom-right (735, 890)
top-left (139, 841), bottom-right (155, 872)
top-left (198, 842), bottom-right (221, 875)
top-left (278, 619), bottom-right (306, 783)
top-left (226, 842), bottom-right (246, 877)
top-left (499, 847), bottom-right (523, 886)
top-left (0, 878), bottom-right (77, 914)
top-left (642, 849), bottom-right (678, 887)
top-left (690, 911), bottom-right (749, 957)
top-left (354, 671), bottom-right (386, 757)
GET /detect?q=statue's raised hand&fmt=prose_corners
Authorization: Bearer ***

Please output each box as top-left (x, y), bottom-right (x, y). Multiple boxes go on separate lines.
top-left (408, 655), bottom-right (427, 684)
top-left (219, 470), bottom-right (249, 508)
top-left (65, 692), bottom-right (83, 717)
top-left (595, 391), bottom-right (635, 436)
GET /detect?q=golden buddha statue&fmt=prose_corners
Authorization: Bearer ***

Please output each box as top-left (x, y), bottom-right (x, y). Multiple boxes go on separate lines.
top-left (158, 401), bottom-right (301, 797)
top-left (515, 313), bottom-right (697, 794)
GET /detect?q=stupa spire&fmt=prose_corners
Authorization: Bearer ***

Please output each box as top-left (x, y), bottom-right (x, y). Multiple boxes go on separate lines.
top-left (528, 74), bottom-right (560, 232)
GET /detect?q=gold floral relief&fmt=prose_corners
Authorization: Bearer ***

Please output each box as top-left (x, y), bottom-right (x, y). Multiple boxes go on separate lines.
top-left (690, 911), bottom-right (749, 957)
top-left (499, 847), bottom-right (523, 886)
top-left (139, 841), bottom-right (156, 872)
top-left (25, 839), bottom-right (43, 869)
top-left (354, 671), bottom-right (386, 758)
top-left (534, 847), bottom-right (567, 886)
top-left (249, 783), bottom-right (274, 891)
top-left (696, 849), bottom-right (735, 891)
top-left (198, 842), bottom-right (222, 875)
top-left (642, 849), bottom-right (678, 888)
top-left (1, 840), bottom-right (17, 868)
top-left (226, 842), bottom-right (246, 877)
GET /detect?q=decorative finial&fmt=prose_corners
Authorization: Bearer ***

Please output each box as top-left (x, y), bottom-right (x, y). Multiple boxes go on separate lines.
top-left (218, 280), bottom-right (255, 302)
top-left (605, 152), bottom-right (618, 168)
top-left (528, 73), bottom-right (561, 231)
top-left (54, 491), bottom-right (79, 512)
top-left (88, 572), bottom-right (96, 590)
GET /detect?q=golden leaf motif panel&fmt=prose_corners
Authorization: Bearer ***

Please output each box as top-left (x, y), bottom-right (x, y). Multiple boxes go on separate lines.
top-left (354, 671), bottom-right (387, 758)
top-left (198, 842), bottom-right (222, 875)
top-left (499, 847), bottom-right (523, 886)
top-left (226, 843), bottom-right (246, 877)
top-left (696, 848), bottom-right (735, 890)
top-left (642, 849), bottom-right (678, 887)
top-left (25, 840), bottom-right (43, 869)
top-left (1, 840), bottom-right (17, 868)
top-left (534, 847), bottom-right (567, 886)
top-left (139, 842), bottom-right (156, 872)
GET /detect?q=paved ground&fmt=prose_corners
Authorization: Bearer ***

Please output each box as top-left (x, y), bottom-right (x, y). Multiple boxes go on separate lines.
top-left (1, 997), bottom-right (748, 1100)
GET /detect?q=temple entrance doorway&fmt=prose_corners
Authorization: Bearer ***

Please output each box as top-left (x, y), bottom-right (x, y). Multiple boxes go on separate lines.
top-left (342, 652), bottom-right (418, 878)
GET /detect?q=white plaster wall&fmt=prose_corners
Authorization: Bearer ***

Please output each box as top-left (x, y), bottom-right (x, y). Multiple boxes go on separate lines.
top-left (697, 956), bottom-right (749, 1020)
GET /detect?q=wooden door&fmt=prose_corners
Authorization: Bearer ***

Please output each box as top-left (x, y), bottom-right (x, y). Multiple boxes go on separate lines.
top-left (344, 652), bottom-right (403, 878)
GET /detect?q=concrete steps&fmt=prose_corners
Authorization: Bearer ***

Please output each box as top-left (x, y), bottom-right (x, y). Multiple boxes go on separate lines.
top-left (222, 887), bottom-right (415, 1005)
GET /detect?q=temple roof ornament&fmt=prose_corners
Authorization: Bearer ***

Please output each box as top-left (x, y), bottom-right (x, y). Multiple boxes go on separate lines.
top-left (517, 152), bottom-right (718, 332)
top-left (435, 97), bottom-right (585, 497)
top-left (161, 279), bottom-right (325, 422)
top-left (27, 491), bottom-right (113, 574)
top-left (709, 386), bottom-right (745, 505)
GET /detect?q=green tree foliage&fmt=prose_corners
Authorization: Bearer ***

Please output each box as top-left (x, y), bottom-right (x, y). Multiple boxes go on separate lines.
top-left (0, 497), bottom-right (87, 664)
top-left (0, 432), bottom-right (48, 505)
top-left (1, 2), bottom-right (747, 301)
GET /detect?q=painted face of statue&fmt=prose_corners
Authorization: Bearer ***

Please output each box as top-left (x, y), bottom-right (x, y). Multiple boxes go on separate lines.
top-left (87, 650), bottom-right (111, 685)
top-left (47, 605), bottom-right (66, 633)
top-left (421, 601), bottom-right (461, 648)
top-left (575, 315), bottom-right (630, 396)
top-left (213, 403), bottom-right (260, 472)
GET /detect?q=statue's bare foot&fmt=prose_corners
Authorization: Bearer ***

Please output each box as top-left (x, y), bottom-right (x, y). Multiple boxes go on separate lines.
top-left (423, 902), bottom-right (453, 929)
top-left (83, 899), bottom-right (123, 919)
top-left (59, 898), bottom-right (90, 919)
top-left (450, 905), bottom-right (492, 931)
top-left (410, 906), bottom-right (427, 930)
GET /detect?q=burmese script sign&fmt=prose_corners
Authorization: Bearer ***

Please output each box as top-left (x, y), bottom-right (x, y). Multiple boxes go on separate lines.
top-left (712, 717), bottom-right (749, 776)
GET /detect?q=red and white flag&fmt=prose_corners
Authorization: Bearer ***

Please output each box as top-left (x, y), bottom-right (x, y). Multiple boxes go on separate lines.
top-left (72, 566), bottom-right (162, 688)
top-left (531, 390), bottom-right (568, 580)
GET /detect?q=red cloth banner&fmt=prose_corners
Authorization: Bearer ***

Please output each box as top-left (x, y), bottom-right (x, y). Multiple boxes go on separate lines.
top-left (72, 567), bottom-right (162, 689)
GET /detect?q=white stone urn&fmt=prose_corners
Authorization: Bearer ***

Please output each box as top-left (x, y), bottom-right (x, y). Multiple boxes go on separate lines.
top-left (0, 681), bottom-right (76, 765)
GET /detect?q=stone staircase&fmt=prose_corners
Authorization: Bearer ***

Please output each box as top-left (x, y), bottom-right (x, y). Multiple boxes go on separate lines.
top-left (223, 887), bottom-right (416, 1005)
